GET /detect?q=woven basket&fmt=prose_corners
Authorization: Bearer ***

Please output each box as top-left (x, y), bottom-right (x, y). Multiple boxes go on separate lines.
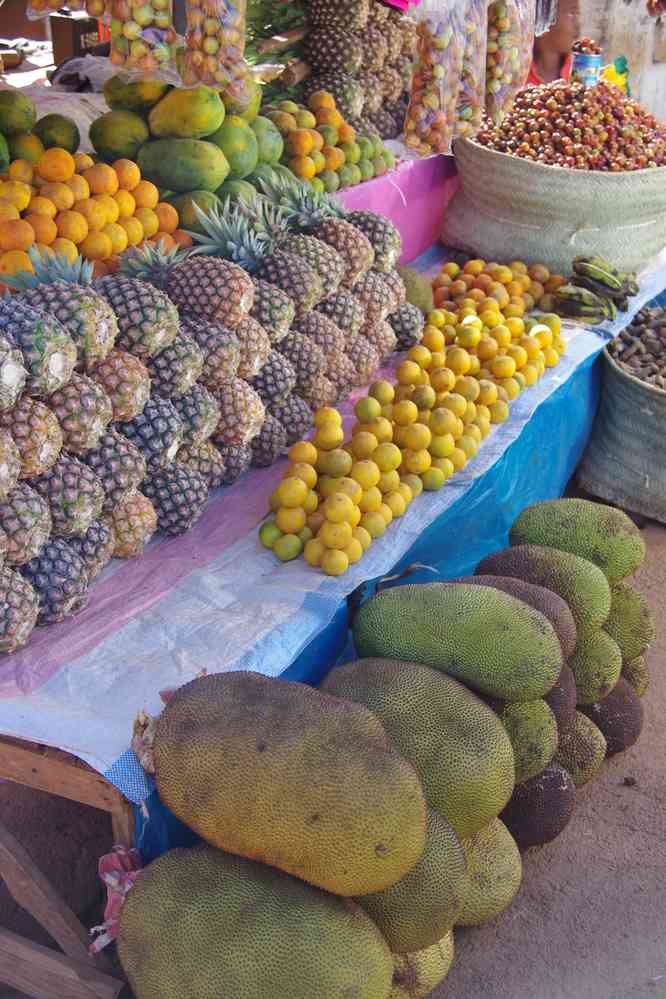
top-left (441, 139), bottom-right (666, 274)
top-left (577, 349), bottom-right (666, 523)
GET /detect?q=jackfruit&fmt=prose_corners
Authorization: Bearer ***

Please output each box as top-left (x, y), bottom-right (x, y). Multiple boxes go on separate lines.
top-left (153, 673), bottom-right (427, 897)
top-left (604, 581), bottom-right (656, 663)
top-left (500, 762), bottom-right (576, 849)
top-left (568, 629), bottom-right (622, 704)
top-left (357, 808), bottom-right (469, 954)
top-left (352, 583), bottom-right (562, 702)
top-left (118, 845), bottom-right (394, 999)
top-left (493, 700), bottom-right (558, 784)
top-left (477, 544), bottom-right (611, 635)
top-left (456, 819), bottom-right (522, 927)
top-left (581, 677), bottom-right (644, 756)
top-left (509, 498), bottom-right (645, 581)
top-left (554, 710), bottom-right (606, 786)
top-left (453, 574), bottom-right (577, 658)
top-left (397, 265), bottom-right (434, 314)
top-left (622, 656), bottom-right (649, 698)
top-left (321, 658), bottom-right (515, 838)
top-left (389, 933), bottom-right (454, 999)
top-left (544, 664), bottom-right (577, 737)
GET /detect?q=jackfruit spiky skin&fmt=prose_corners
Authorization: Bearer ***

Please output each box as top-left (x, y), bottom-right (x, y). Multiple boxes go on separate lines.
top-left (389, 932), bottom-right (455, 999)
top-left (396, 265), bottom-right (434, 314)
top-left (580, 677), bottom-right (644, 756)
top-left (153, 672), bottom-right (427, 897)
top-left (554, 710), bottom-right (606, 787)
top-left (492, 700), bottom-right (559, 785)
top-left (603, 581), bottom-right (656, 663)
top-left (568, 628), bottom-right (622, 705)
top-left (544, 664), bottom-right (577, 737)
top-left (622, 656), bottom-right (649, 698)
top-left (476, 544), bottom-right (611, 636)
top-left (456, 819), bottom-right (522, 927)
top-left (321, 658), bottom-right (515, 838)
top-left (453, 575), bottom-right (577, 658)
top-left (509, 498), bottom-right (645, 582)
top-left (500, 762), bottom-right (576, 849)
top-left (352, 583), bottom-right (562, 702)
top-left (356, 808), bottom-right (469, 954)
top-left (118, 845), bottom-right (394, 999)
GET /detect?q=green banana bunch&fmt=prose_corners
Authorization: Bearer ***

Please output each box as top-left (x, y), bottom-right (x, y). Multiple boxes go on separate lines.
top-left (554, 284), bottom-right (611, 324)
top-left (572, 255), bottom-right (640, 298)
top-left (570, 275), bottom-right (630, 311)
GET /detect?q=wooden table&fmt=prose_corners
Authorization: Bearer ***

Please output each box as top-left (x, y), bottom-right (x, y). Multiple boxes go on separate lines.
top-left (0, 736), bottom-right (131, 998)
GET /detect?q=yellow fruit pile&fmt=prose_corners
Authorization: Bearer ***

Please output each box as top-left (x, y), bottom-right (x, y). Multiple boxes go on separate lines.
top-left (0, 148), bottom-right (192, 282)
top-left (259, 257), bottom-right (567, 576)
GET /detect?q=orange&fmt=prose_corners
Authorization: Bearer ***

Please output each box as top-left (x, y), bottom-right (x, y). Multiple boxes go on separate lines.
top-left (105, 255), bottom-right (120, 274)
top-left (172, 228), bottom-right (193, 249)
top-left (0, 219), bottom-right (34, 252)
top-left (316, 107), bottom-right (343, 129)
top-left (79, 231), bottom-right (113, 261)
top-left (74, 198), bottom-right (107, 232)
top-left (36, 148), bottom-right (75, 183)
top-left (39, 182), bottom-right (75, 212)
top-left (463, 258), bottom-right (486, 276)
top-left (103, 222), bottom-right (129, 255)
top-left (490, 355), bottom-right (517, 379)
top-left (114, 190), bottom-right (136, 219)
top-left (308, 91), bottom-right (336, 112)
top-left (337, 123), bottom-right (356, 144)
top-left (112, 159), bottom-right (141, 191)
top-left (152, 231), bottom-right (176, 251)
top-left (288, 156), bottom-right (316, 180)
top-left (67, 173), bottom-right (90, 202)
top-left (307, 129), bottom-right (324, 152)
top-left (0, 249), bottom-right (33, 276)
top-left (34, 243), bottom-right (54, 259)
top-left (51, 237), bottom-right (78, 263)
top-left (287, 129), bottom-right (315, 156)
top-left (154, 202), bottom-right (179, 234)
top-left (24, 213), bottom-right (57, 245)
top-left (134, 207), bottom-right (159, 238)
top-left (0, 200), bottom-right (19, 223)
top-left (8, 159), bottom-right (33, 184)
top-left (132, 179), bottom-right (159, 210)
top-left (0, 180), bottom-right (31, 212)
top-left (74, 152), bottom-right (95, 172)
top-left (56, 210), bottom-right (88, 245)
top-left (322, 145), bottom-right (345, 171)
top-left (83, 163), bottom-right (119, 196)
top-left (93, 193), bottom-right (120, 224)
top-left (118, 216), bottom-right (144, 246)
top-left (91, 260), bottom-right (109, 279)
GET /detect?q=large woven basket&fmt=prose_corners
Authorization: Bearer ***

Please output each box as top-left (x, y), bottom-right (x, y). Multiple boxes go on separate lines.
top-left (441, 138), bottom-right (666, 274)
top-left (577, 348), bottom-right (666, 523)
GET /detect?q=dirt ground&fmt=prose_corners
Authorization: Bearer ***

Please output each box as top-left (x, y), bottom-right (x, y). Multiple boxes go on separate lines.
top-left (0, 526), bottom-right (664, 999)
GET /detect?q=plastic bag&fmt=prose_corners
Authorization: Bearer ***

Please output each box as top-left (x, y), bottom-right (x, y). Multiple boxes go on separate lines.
top-left (181, 0), bottom-right (252, 99)
top-left (108, 0), bottom-right (177, 75)
top-left (534, 0), bottom-right (558, 35)
top-left (403, 0), bottom-right (464, 156)
top-left (455, 0), bottom-right (488, 139)
top-left (485, 0), bottom-right (537, 123)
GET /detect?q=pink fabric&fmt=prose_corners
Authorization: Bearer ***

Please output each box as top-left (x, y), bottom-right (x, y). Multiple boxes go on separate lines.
top-left (338, 155), bottom-right (459, 264)
top-left (90, 846), bottom-right (143, 953)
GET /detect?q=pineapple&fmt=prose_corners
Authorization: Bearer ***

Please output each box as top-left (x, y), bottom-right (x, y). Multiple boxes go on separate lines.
top-left (306, 0), bottom-right (370, 30)
top-left (48, 372), bottom-right (113, 455)
top-left (346, 212), bottom-right (402, 273)
top-left (33, 455), bottom-right (105, 538)
top-left (250, 279), bottom-right (295, 343)
top-left (250, 414), bottom-right (287, 468)
top-left (0, 483), bottom-right (51, 566)
top-left (0, 566), bottom-right (39, 652)
top-left (180, 318), bottom-right (241, 393)
top-left (213, 379), bottom-right (265, 447)
top-left (357, 75), bottom-right (384, 116)
top-left (362, 320), bottom-right (398, 360)
top-left (389, 304), bottom-right (425, 349)
top-left (171, 384), bottom-right (221, 446)
top-left (0, 336), bottom-right (27, 411)
top-left (379, 268), bottom-right (407, 307)
top-left (351, 270), bottom-right (395, 324)
top-left (362, 27), bottom-right (389, 71)
top-left (378, 65), bottom-right (404, 102)
top-left (146, 335), bottom-right (205, 399)
top-left (249, 350), bottom-right (297, 406)
top-left (316, 290), bottom-right (367, 336)
top-left (68, 519), bottom-right (115, 581)
top-left (383, 11), bottom-right (405, 62)
top-left (268, 394), bottom-right (314, 447)
top-left (0, 398), bottom-right (63, 480)
top-left (94, 273), bottom-right (179, 359)
top-left (368, 1), bottom-right (389, 24)
top-left (346, 334), bottom-right (381, 385)
top-left (401, 17), bottom-right (419, 57)
top-left (299, 373), bottom-right (337, 410)
top-left (328, 353), bottom-right (358, 399)
top-left (235, 317), bottom-right (272, 380)
top-left (82, 428), bottom-right (147, 512)
top-left (278, 233), bottom-right (346, 299)
top-left (215, 443), bottom-right (252, 484)
top-left (254, 251), bottom-right (324, 319)
top-left (303, 74), bottom-right (365, 119)
top-left (117, 396), bottom-right (185, 471)
top-left (277, 333), bottom-right (326, 391)
top-left (4, 250), bottom-right (117, 371)
top-left (142, 466), bottom-right (209, 536)
top-left (107, 490), bottom-right (157, 558)
top-left (0, 299), bottom-right (76, 398)
top-left (293, 312), bottom-right (347, 357)
top-left (176, 441), bottom-right (227, 491)
top-left (304, 30), bottom-right (363, 75)
top-left (92, 350), bottom-right (150, 423)
top-left (19, 538), bottom-right (89, 625)
top-left (0, 432), bottom-right (21, 502)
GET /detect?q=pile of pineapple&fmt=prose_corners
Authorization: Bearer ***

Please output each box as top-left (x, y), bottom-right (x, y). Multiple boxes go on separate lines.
top-left (301, 0), bottom-right (417, 140)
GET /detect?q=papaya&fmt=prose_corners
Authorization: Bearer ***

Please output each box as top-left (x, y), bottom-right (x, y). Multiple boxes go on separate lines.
top-left (222, 77), bottom-right (262, 122)
top-left (7, 133), bottom-right (44, 164)
top-left (90, 111), bottom-right (149, 163)
top-left (0, 92), bottom-right (36, 136)
top-left (165, 190), bottom-right (220, 234)
top-left (33, 114), bottom-right (80, 153)
top-left (148, 86), bottom-right (225, 139)
top-left (251, 116), bottom-right (284, 165)
top-left (103, 75), bottom-right (170, 113)
top-left (138, 139), bottom-right (229, 193)
top-left (0, 135), bottom-right (8, 176)
top-left (216, 179), bottom-right (259, 203)
top-left (208, 116), bottom-right (259, 180)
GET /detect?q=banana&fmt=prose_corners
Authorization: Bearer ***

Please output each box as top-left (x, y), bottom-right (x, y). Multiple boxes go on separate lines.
top-left (555, 284), bottom-right (608, 309)
top-left (571, 275), bottom-right (629, 303)
top-left (572, 259), bottom-right (624, 292)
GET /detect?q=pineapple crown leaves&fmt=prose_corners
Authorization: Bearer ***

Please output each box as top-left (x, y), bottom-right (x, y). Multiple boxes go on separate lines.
top-left (254, 174), bottom-right (348, 232)
top-left (118, 240), bottom-right (190, 292)
top-left (185, 200), bottom-right (274, 273)
top-left (2, 246), bottom-right (95, 291)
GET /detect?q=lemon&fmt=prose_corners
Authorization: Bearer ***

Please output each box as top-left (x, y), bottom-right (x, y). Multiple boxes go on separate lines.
top-left (397, 482), bottom-right (413, 506)
top-left (430, 433), bottom-right (455, 459)
top-left (316, 476), bottom-right (338, 499)
top-left (273, 534), bottom-right (303, 562)
top-left (458, 435), bottom-right (479, 459)
top-left (439, 393), bottom-right (467, 419)
top-left (351, 460), bottom-right (380, 490)
top-left (0, 180), bottom-right (31, 212)
top-left (319, 520), bottom-right (352, 549)
top-left (377, 503), bottom-right (392, 526)
top-left (489, 400), bottom-right (510, 424)
top-left (276, 476), bottom-right (308, 508)
top-left (313, 424), bottom-right (344, 451)
top-left (532, 324), bottom-right (553, 349)
top-left (103, 221), bottom-right (128, 255)
top-left (466, 424), bottom-right (483, 444)
top-left (317, 448), bottom-right (352, 477)
top-left (276, 507), bottom-right (306, 534)
top-left (289, 441), bottom-right (318, 465)
top-left (396, 360), bottom-right (422, 385)
top-left (430, 408), bottom-right (458, 436)
top-left (446, 346), bottom-right (471, 375)
top-left (366, 417), bottom-right (393, 444)
top-left (404, 423), bottom-right (432, 451)
top-left (378, 470), bottom-right (400, 494)
top-left (392, 400), bottom-right (418, 426)
top-left (350, 431), bottom-right (379, 460)
top-left (407, 345), bottom-right (433, 370)
top-left (477, 380), bottom-right (498, 406)
top-left (402, 448), bottom-right (431, 475)
top-left (475, 415), bottom-right (492, 438)
top-left (344, 538), bottom-right (363, 565)
top-left (384, 491), bottom-right (406, 518)
top-left (543, 346), bottom-right (559, 367)
top-left (455, 376), bottom-right (481, 402)
top-left (331, 477), bottom-right (363, 504)
top-left (499, 377), bottom-right (521, 401)
top-left (354, 396), bottom-right (381, 422)
top-left (522, 363), bottom-right (539, 386)
top-left (323, 493), bottom-right (355, 524)
top-left (352, 526), bottom-right (372, 551)
top-left (369, 380), bottom-right (394, 405)
top-left (259, 520), bottom-right (282, 549)
top-left (286, 462), bottom-right (318, 489)
top-left (374, 442), bottom-right (402, 473)
top-left (303, 490), bottom-right (319, 513)
top-left (431, 457), bottom-right (455, 478)
top-left (298, 525), bottom-right (314, 545)
top-left (412, 385), bottom-right (436, 410)
top-left (348, 504), bottom-right (361, 528)
top-left (314, 406), bottom-right (342, 427)
top-left (401, 473), bottom-right (423, 499)
top-left (320, 548), bottom-right (349, 576)
top-left (450, 447), bottom-right (467, 471)
top-left (422, 326), bottom-right (445, 353)
top-left (359, 486), bottom-right (383, 513)
top-left (421, 467), bottom-right (446, 491)
top-left (304, 537), bottom-right (325, 566)
top-left (463, 401), bottom-right (477, 425)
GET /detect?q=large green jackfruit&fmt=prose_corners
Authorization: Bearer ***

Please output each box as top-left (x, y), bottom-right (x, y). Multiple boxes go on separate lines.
top-left (604, 581), bottom-right (656, 663)
top-left (476, 544), bottom-right (611, 635)
top-left (581, 677), bottom-right (644, 756)
top-left (321, 658), bottom-right (515, 838)
top-left (456, 819), bottom-right (522, 927)
top-left (544, 664), bottom-right (577, 737)
top-left (500, 762), bottom-right (576, 849)
top-left (118, 845), bottom-right (394, 999)
top-left (568, 629), bottom-right (622, 704)
top-left (509, 498), bottom-right (645, 581)
top-left (153, 673), bottom-right (427, 897)
top-left (554, 711), bottom-right (606, 786)
top-left (493, 700), bottom-right (559, 784)
top-left (352, 583), bottom-right (562, 702)
top-left (622, 656), bottom-right (649, 697)
top-left (357, 808), bottom-right (469, 954)
top-left (389, 933), bottom-right (454, 999)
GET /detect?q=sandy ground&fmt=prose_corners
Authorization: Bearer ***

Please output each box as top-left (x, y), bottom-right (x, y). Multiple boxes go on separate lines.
top-left (0, 527), bottom-right (664, 999)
